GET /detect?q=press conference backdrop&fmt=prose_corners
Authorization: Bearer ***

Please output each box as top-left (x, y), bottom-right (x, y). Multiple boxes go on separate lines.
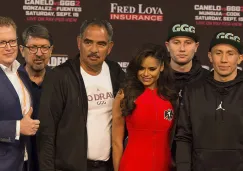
top-left (1, 0), bottom-right (243, 70)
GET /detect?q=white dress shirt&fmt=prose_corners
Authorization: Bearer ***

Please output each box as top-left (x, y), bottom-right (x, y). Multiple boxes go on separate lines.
top-left (0, 60), bottom-right (31, 161)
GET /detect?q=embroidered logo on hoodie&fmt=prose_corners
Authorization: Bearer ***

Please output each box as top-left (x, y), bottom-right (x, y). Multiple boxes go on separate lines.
top-left (164, 109), bottom-right (174, 121)
top-left (216, 101), bottom-right (225, 111)
top-left (179, 89), bottom-right (182, 97)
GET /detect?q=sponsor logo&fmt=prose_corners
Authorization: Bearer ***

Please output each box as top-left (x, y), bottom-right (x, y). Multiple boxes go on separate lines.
top-left (216, 32), bottom-right (240, 42)
top-left (110, 3), bottom-right (163, 22)
top-left (172, 24), bottom-right (195, 33)
top-left (118, 62), bottom-right (129, 72)
top-left (86, 86), bottom-right (114, 109)
top-left (48, 54), bottom-right (68, 67)
top-left (87, 92), bottom-right (113, 105)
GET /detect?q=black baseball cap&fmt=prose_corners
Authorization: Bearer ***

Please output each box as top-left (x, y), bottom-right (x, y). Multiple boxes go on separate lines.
top-left (167, 22), bottom-right (199, 42)
top-left (209, 31), bottom-right (242, 53)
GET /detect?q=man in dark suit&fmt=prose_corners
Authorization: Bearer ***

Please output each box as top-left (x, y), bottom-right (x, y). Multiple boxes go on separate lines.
top-left (0, 16), bottom-right (40, 171)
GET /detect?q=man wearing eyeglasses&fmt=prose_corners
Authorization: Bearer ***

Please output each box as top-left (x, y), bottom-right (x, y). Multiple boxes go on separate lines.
top-left (0, 16), bottom-right (40, 171)
top-left (19, 24), bottom-right (52, 85)
top-left (19, 24), bottom-right (53, 171)
top-left (19, 24), bottom-right (53, 113)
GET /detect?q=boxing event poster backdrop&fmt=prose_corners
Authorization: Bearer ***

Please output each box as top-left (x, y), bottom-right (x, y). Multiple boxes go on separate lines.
top-left (1, 0), bottom-right (243, 70)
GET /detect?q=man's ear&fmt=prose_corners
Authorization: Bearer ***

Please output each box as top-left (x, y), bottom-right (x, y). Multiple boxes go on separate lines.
top-left (107, 41), bottom-right (114, 55)
top-left (208, 52), bottom-right (213, 63)
top-left (19, 45), bottom-right (25, 58)
top-left (77, 36), bottom-right (81, 50)
top-left (165, 41), bottom-right (170, 52)
top-left (238, 54), bottom-right (243, 65)
top-left (49, 45), bottom-right (54, 54)
top-left (195, 42), bottom-right (199, 53)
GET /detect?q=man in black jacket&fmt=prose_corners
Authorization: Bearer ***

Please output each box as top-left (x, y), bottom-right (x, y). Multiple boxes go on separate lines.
top-left (37, 19), bottom-right (125, 171)
top-left (176, 31), bottom-right (243, 171)
top-left (19, 24), bottom-right (53, 171)
top-left (165, 22), bottom-right (209, 169)
top-left (165, 22), bottom-right (209, 97)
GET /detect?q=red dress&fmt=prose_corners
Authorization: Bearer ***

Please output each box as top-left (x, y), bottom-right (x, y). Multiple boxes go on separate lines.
top-left (119, 88), bottom-right (174, 171)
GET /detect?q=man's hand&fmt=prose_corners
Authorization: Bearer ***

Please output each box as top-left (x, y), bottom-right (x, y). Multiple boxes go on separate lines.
top-left (20, 107), bottom-right (40, 136)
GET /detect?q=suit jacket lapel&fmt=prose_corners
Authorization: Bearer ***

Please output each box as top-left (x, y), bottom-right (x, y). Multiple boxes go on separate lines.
top-left (0, 67), bottom-right (19, 100)
top-left (18, 69), bottom-right (34, 107)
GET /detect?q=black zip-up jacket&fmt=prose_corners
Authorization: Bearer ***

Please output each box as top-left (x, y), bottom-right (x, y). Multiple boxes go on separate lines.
top-left (173, 57), bottom-right (209, 95)
top-left (37, 55), bottom-right (124, 171)
top-left (176, 70), bottom-right (243, 171)
top-left (170, 57), bottom-right (209, 169)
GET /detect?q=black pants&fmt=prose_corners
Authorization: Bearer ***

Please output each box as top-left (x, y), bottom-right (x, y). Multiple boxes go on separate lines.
top-left (87, 160), bottom-right (111, 171)
top-left (22, 161), bottom-right (28, 171)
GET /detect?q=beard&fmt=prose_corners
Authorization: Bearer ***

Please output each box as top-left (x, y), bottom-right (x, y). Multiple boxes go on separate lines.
top-left (31, 63), bottom-right (45, 72)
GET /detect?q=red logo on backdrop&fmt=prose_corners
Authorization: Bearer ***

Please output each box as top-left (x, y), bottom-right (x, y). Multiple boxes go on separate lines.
top-left (110, 3), bottom-right (163, 22)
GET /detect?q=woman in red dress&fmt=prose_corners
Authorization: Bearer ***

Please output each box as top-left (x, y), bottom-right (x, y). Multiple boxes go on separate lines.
top-left (112, 44), bottom-right (178, 171)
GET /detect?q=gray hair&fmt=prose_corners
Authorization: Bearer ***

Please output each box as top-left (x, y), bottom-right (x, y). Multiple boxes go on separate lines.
top-left (80, 19), bottom-right (113, 42)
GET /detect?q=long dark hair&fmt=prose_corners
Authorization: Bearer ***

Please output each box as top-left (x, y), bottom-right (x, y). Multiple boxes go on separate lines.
top-left (121, 43), bottom-right (178, 116)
